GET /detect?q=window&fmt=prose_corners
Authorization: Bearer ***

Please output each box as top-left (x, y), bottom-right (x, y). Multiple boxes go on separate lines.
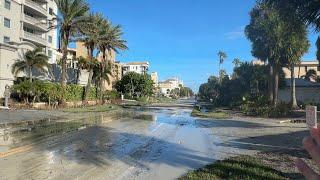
top-left (48, 50), bottom-right (52, 58)
top-left (48, 35), bottom-right (52, 43)
top-left (5, 0), bottom-right (10, 10)
top-left (3, 36), bottom-right (10, 43)
top-left (4, 18), bottom-right (10, 28)
top-left (49, 8), bottom-right (53, 15)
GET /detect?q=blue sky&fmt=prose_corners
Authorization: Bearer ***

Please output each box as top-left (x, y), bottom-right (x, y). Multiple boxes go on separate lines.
top-left (87, 0), bottom-right (319, 92)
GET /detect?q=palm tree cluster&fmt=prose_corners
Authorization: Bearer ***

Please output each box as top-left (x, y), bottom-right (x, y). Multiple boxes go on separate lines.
top-left (53, 0), bottom-right (127, 104)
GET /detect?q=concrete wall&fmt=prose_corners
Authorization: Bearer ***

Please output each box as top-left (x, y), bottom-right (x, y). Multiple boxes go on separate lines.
top-left (279, 87), bottom-right (320, 103)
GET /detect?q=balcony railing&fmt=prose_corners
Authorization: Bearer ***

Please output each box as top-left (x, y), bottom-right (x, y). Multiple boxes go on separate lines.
top-left (23, 31), bottom-right (47, 46)
top-left (24, 0), bottom-right (47, 15)
top-left (24, 15), bottom-right (48, 30)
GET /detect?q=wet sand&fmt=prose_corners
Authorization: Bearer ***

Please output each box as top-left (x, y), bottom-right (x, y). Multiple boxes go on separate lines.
top-left (0, 107), bottom-right (307, 180)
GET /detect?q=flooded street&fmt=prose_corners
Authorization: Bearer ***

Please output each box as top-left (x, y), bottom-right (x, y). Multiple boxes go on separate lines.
top-left (0, 108), bottom-right (219, 180)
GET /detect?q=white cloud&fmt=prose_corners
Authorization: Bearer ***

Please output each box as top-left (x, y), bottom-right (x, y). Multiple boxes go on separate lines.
top-left (225, 26), bottom-right (245, 40)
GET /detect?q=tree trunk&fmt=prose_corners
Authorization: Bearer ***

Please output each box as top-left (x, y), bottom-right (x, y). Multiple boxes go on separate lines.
top-left (273, 64), bottom-right (279, 107)
top-left (60, 30), bottom-right (69, 106)
top-left (290, 64), bottom-right (298, 109)
top-left (100, 48), bottom-right (106, 102)
top-left (298, 66), bottom-right (301, 78)
top-left (84, 68), bottom-right (94, 102)
top-left (84, 47), bottom-right (94, 103)
top-left (268, 64), bottom-right (274, 103)
top-left (76, 68), bottom-right (81, 84)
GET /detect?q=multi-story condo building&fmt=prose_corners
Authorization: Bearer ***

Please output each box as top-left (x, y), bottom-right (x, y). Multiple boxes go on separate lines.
top-left (122, 61), bottom-right (149, 75)
top-left (0, 0), bottom-right (58, 97)
top-left (151, 72), bottom-right (158, 86)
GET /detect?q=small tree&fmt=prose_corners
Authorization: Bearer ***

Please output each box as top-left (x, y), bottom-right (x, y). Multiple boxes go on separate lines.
top-left (12, 48), bottom-right (50, 82)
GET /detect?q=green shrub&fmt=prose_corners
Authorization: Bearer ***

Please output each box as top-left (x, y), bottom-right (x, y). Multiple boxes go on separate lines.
top-left (11, 80), bottom-right (103, 103)
top-left (241, 95), bottom-right (291, 118)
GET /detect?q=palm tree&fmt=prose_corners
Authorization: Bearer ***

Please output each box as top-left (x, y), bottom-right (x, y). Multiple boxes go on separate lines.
top-left (232, 58), bottom-right (241, 68)
top-left (54, 0), bottom-right (89, 105)
top-left (12, 48), bottom-right (49, 82)
top-left (217, 51), bottom-right (227, 81)
top-left (79, 13), bottom-right (104, 102)
top-left (97, 20), bottom-right (128, 99)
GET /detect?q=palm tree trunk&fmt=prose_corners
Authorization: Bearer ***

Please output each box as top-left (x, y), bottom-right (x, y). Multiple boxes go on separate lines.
top-left (84, 68), bottom-right (94, 102)
top-left (100, 48), bottom-right (106, 102)
top-left (84, 47), bottom-right (94, 103)
top-left (290, 64), bottom-right (298, 109)
top-left (298, 66), bottom-right (301, 78)
top-left (273, 64), bottom-right (279, 107)
top-left (268, 64), bottom-right (274, 103)
top-left (60, 30), bottom-right (70, 106)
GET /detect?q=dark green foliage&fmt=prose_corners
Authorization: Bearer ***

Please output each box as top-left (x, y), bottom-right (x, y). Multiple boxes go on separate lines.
top-left (11, 80), bottom-right (103, 104)
top-left (198, 63), bottom-right (285, 107)
top-left (115, 72), bottom-right (154, 98)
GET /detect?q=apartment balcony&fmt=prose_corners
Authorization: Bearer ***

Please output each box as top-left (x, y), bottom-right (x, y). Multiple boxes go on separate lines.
top-left (24, 0), bottom-right (47, 16)
top-left (22, 31), bottom-right (47, 46)
top-left (23, 15), bottom-right (48, 31)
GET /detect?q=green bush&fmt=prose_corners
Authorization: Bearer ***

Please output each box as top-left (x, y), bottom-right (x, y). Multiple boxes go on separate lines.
top-left (241, 95), bottom-right (291, 118)
top-left (11, 80), bottom-right (103, 103)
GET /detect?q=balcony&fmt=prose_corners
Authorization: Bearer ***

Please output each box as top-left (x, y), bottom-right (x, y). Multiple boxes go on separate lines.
top-left (22, 31), bottom-right (47, 46)
top-left (24, 0), bottom-right (47, 16)
top-left (24, 15), bottom-right (48, 31)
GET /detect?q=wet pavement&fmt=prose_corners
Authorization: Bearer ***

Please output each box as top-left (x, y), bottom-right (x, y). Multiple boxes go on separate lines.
top-left (0, 106), bottom-right (309, 180)
top-left (0, 107), bottom-right (220, 180)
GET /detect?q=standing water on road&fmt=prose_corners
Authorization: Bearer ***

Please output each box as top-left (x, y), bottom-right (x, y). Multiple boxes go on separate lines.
top-left (0, 108), bottom-right (219, 180)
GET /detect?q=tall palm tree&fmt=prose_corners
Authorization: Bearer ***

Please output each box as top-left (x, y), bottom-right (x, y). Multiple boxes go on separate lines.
top-left (97, 20), bottom-right (128, 99)
top-left (217, 51), bottom-right (227, 81)
top-left (54, 0), bottom-right (89, 105)
top-left (79, 13), bottom-right (104, 102)
top-left (232, 58), bottom-right (241, 68)
top-left (12, 48), bottom-right (49, 82)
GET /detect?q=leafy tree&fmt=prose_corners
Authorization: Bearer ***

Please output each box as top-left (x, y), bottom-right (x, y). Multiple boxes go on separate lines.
top-left (12, 48), bottom-right (49, 83)
top-left (115, 72), bottom-right (154, 98)
top-left (54, 0), bottom-right (89, 105)
top-left (245, 2), bottom-right (306, 106)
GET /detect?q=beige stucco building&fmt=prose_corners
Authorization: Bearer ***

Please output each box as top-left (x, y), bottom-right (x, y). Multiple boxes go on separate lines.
top-left (0, 0), bottom-right (58, 98)
top-left (282, 61), bottom-right (320, 81)
top-left (71, 41), bottom-right (122, 91)
top-left (158, 77), bottom-right (184, 96)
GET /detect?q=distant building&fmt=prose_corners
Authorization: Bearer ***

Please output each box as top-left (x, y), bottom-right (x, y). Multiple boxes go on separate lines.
top-left (122, 62), bottom-right (149, 75)
top-left (158, 77), bottom-right (183, 96)
top-left (151, 72), bottom-right (158, 86)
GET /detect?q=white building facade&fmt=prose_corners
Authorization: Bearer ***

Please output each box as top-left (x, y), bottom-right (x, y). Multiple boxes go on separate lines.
top-left (122, 62), bottom-right (149, 75)
top-left (0, 0), bottom-right (58, 97)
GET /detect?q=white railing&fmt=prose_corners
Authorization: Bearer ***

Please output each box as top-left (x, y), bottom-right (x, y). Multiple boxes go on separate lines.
top-left (24, 0), bottom-right (47, 15)
top-left (23, 31), bottom-right (47, 45)
top-left (24, 15), bottom-right (48, 30)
